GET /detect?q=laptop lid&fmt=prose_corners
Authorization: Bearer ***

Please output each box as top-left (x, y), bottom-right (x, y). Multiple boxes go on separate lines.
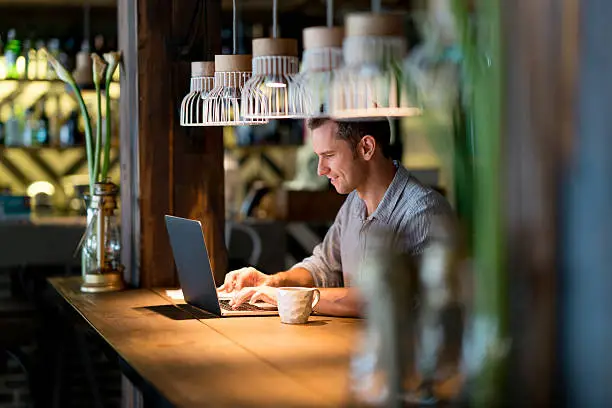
top-left (164, 215), bottom-right (222, 316)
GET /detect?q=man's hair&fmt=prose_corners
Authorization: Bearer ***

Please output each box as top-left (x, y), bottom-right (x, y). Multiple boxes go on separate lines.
top-left (307, 118), bottom-right (392, 158)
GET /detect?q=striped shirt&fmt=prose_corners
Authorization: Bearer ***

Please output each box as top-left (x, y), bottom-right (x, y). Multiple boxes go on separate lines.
top-left (292, 164), bottom-right (454, 288)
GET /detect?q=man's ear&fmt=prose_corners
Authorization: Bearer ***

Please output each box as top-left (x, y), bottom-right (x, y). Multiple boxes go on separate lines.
top-left (359, 135), bottom-right (376, 161)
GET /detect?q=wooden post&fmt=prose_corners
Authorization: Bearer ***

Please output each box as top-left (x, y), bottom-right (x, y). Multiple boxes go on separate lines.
top-left (501, 0), bottom-right (577, 404)
top-left (118, 0), bottom-right (227, 289)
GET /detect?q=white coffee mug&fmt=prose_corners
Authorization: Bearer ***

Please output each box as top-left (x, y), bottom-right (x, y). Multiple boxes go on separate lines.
top-left (276, 287), bottom-right (321, 324)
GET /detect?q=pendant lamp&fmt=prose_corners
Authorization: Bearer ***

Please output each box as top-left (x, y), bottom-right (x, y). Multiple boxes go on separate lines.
top-left (288, 0), bottom-right (343, 118)
top-left (180, 61), bottom-right (215, 126)
top-left (201, 0), bottom-right (268, 126)
top-left (330, 12), bottom-right (422, 120)
top-left (241, 0), bottom-right (301, 119)
top-left (288, 27), bottom-right (343, 117)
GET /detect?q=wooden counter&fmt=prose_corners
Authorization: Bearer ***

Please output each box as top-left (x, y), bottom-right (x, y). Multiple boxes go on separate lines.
top-left (49, 277), bottom-right (361, 407)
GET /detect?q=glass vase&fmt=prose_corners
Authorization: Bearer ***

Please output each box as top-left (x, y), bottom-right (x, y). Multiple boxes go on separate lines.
top-left (80, 182), bottom-right (124, 292)
top-left (349, 217), bottom-right (471, 407)
top-left (81, 195), bottom-right (97, 279)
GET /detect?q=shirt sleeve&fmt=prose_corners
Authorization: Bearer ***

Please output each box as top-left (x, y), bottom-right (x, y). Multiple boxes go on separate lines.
top-left (291, 199), bottom-right (347, 288)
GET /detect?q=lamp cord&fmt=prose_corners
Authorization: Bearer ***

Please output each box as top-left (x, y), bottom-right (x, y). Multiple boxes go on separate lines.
top-left (327, 0), bottom-right (333, 27)
top-left (272, 0), bottom-right (278, 38)
top-left (233, 0), bottom-right (237, 54)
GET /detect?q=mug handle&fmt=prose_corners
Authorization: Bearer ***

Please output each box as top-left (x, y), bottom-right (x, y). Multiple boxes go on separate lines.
top-left (311, 289), bottom-right (321, 310)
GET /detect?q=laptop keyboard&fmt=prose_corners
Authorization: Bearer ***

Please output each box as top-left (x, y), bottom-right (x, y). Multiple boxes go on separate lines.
top-left (219, 299), bottom-right (271, 312)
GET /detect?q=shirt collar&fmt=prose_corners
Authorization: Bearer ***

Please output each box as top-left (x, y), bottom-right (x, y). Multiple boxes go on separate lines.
top-left (353, 162), bottom-right (411, 223)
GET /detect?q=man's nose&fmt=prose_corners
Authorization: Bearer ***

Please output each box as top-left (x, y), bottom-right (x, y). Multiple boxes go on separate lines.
top-left (317, 160), bottom-right (328, 176)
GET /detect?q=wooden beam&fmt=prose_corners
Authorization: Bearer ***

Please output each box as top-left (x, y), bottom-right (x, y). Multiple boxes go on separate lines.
top-left (501, 0), bottom-right (577, 404)
top-left (119, 0), bottom-right (226, 288)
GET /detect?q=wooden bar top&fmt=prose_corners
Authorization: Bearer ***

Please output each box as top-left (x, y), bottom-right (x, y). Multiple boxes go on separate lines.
top-left (49, 277), bottom-right (361, 407)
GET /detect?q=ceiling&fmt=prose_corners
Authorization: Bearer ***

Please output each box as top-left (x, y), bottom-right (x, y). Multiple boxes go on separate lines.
top-left (0, 0), bottom-right (415, 44)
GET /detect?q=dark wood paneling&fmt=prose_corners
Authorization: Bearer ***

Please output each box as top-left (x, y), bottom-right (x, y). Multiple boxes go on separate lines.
top-left (277, 189), bottom-right (345, 223)
top-left (171, 0), bottom-right (226, 285)
top-left (135, 0), bottom-right (174, 288)
top-left (119, 0), bottom-right (225, 288)
top-left (501, 0), bottom-right (577, 404)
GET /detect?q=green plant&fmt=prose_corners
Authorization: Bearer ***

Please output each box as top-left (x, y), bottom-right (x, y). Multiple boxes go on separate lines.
top-left (47, 51), bottom-right (122, 192)
top-left (452, 0), bottom-right (508, 405)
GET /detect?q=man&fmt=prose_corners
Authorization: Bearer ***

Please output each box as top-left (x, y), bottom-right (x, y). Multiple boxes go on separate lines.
top-left (219, 118), bottom-right (453, 317)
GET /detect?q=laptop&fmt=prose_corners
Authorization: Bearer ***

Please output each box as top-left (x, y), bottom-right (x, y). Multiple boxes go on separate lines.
top-left (164, 215), bottom-right (278, 317)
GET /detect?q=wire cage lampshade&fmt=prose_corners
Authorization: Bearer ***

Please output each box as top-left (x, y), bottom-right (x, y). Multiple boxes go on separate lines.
top-left (330, 13), bottom-right (422, 120)
top-left (241, 38), bottom-right (301, 119)
top-left (180, 62), bottom-right (215, 126)
top-left (288, 26), bottom-right (344, 118)
top-left (202, 55), bottom-right (268, 126)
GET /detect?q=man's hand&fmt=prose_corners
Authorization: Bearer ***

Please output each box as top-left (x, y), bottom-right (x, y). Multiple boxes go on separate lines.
top-left (229, 286), bottom-right (278, 309)
top-left (217, 267), bottom-right (274, 293)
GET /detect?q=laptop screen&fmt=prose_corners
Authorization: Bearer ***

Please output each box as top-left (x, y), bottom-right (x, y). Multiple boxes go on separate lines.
top-left (164, 215), bottom-right (222, 316)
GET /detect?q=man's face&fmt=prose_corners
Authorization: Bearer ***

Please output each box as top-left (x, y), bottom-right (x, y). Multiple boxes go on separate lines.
top-left (312, 121), bottom-right (364, 194)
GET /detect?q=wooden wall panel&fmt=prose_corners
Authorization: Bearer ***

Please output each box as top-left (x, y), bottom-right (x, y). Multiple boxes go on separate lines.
top-left (170, 0), bottom-right (226, 286)
top-left (119, 0), bottom-right (226, 288)
top-left (501, 0), bottom-right (578, 404)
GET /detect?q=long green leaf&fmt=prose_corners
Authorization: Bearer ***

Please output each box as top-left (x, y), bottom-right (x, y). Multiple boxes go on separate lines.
top-left (101, 80), bottom-right (112, 181)
top-left (71, 83), bottom-right (94, 193)
top-left (92, 81), bottom-right (103, 185)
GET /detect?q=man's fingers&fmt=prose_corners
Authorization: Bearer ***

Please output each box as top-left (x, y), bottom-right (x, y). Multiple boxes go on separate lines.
top-left (230, 288), bottom-right (256, 308)
top-left (218, 272), bottom-right (236, 292)
top-left (219, 268), bottom-right (249, 292)
top-left (250, 290), bottom-right (277, 306)
top-left (234, 274), bottom-right (250, 291)
top-left (234, 267), bottom-right (259, 290)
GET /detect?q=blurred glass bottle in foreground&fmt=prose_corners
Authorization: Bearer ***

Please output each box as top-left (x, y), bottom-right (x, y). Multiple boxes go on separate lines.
top-left (349, 216), bottom-right (471, 407)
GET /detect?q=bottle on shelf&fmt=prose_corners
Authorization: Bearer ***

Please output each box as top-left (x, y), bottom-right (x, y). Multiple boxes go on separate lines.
top-left (59, 109), bottom-right (82, 147)
top-left (73, 39), bottom-right (92, 86)
top-left (35, 40), bottom-right (47, 80)
top-left (94, 34), bottom-right (105, 54)
top-left (17, 38), bottom-right (31, 79)
top-left (46, 38), bottom-right (60, 80)
top-left (48, 95), bottom-right (62, 147)
top-left (26, 39), bottom-right (37, 80)
top-left (0, 34), bottom-right (5, 80)
top-left (63, 37), bottom-right (77, 73)
top-left (22, 106), bottom-right (38, 146)
top-left (36, 99), bottom-right (50, 146)
top-left (5, 104), bottom-right (22, 147)
top-left (4, 29), bottom-right (21, 79)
